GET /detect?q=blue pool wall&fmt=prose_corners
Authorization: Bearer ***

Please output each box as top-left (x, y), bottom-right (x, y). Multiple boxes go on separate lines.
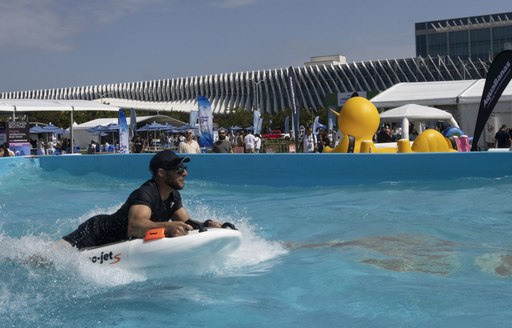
top-left (1, 152), bottom-right (511, 186)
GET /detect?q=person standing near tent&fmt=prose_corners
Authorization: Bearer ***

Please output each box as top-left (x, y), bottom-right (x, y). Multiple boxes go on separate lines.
top-left (494, 125), bottom-right (511, 148)
top-left (38, 139), bottom-right (46, 155)
top-left (179, 130), bottom-right (201, 154)
top-left (254, 134), bottom-right (262, 153)
top-left (300, 126), bottom-right (317, 153)
top-left (133, 136), bottom-right (144, 153)
top-left (243, 130), bottom-right (256, 153)
top-left (212, 128), bottom-right (233, 153)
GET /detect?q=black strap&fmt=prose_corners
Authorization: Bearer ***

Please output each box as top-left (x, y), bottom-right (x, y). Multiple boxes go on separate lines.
top-left (203, 220), bottom-right (238, 230)
top-left (221, 222), bottom-right (237, 230)
top-left (185, 219), bottom-right (207, 232)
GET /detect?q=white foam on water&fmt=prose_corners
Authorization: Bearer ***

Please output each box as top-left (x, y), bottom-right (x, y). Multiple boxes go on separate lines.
top-left (187, 203), bottom-right (288, 276)
top-left (0, 232), bottom-right (146, 286)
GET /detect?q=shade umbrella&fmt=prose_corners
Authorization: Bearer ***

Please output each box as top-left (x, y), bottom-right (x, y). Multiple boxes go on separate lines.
top-left (230, 125), bottom-right (243, 131)
top-left (103, 123), bottom-right (120, 131)
top-left (29, 125), bottom-right (46, 134)
top-left (87, 125), bottom-right (107, 134)
top-left (162, 123), bottom-right (177, 131)
top-left (138, 121), bottom-right (167, 131)
top-left (41, 123), bottom-right (66, 134)
top-left (88, 124), bottom-right (119, 144)
top-left (87, 126), bottom-right (110, 138)
top-left (136, 124), bottom-right (151, 132)
top-left (137, 122), bottom-right (170, 144)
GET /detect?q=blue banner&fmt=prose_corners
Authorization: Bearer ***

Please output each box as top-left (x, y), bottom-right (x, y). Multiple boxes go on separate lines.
top-left (328, 106), bottom-right (336, 132)
top-left (197, 96), bottom-right (214, 147)
top-left (129, 108), bottom-right (137, 141)
top-left (118, 109), bottom-right (129, 154)
top-left (189, 110), bottom-right (198, 127)
top-left (253, 110), bottom-right (261, 135)
top-left (312, 116), bottom-right (319, 134)
top-left (288, 66), bottom-right (300, 145)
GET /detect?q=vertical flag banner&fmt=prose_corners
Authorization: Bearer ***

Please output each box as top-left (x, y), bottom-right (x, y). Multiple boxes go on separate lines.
top-left (189, 110), bottom-right (198, 127)
top-left (129, 108), bottom-right (137, 141)
top-left (472, 50), bottom-right (512, 151)
top-left (328, 107), bottom-right (335, 132)
top-left (288, 66), bottom-right (300, 148)
top-left (253, 110), bottom-right (261, 134)
top-left (118, 109), bottom-right (129, 154)
top-left (284, 116), bottom-right (290, 134)
top-left (197, 96), bottom-right (214, 147)
top-left (312, 116), bottom-right (320, 134)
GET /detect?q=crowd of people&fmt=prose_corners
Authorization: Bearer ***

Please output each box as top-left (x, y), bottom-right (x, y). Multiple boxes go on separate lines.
top-left (31, 138), bottom-right (72, 155)
top-left (11, 121), bottom-right (511, 156)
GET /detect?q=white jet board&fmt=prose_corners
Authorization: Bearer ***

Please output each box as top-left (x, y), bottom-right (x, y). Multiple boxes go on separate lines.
top-left (80, 228), bottom-right (242, 270)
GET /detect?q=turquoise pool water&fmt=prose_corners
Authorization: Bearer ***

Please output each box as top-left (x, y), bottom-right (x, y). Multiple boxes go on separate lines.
top-left (1, 156), bottom-right (512, 327)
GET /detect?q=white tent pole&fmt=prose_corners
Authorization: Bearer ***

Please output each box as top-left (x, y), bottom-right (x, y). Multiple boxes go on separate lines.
top-left (70, 106), bottom-right (74, 154)
top-left (402, 118), bottom-right (410, 140)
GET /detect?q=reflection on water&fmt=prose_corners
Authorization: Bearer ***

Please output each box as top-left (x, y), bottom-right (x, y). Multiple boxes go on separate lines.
top-left (290, 234), bottom-right (459, 275)
top-left (476, 253), bottom-right (512, 277)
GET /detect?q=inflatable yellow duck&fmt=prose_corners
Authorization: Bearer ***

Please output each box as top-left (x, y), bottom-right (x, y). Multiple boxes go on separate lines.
top-left (324, 96), bottom-right (379, 153)
top-left (324, 96), bottom-right (456, 153)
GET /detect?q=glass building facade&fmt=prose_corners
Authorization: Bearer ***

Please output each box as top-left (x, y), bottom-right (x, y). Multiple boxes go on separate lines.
top-left (416, 12), bottom-right (512, 61)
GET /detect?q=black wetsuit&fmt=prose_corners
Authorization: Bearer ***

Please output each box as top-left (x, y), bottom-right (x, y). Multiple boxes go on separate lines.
top-left (63, 179), bottom-right (183, 249)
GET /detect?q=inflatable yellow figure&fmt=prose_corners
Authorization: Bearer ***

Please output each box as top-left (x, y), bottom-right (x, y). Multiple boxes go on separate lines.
top-left (324, 97), bottom-right (380, 153)
top-left (397, 129), bottom-right (456, 153)
top-left (323, 96), bottom-right (457, 153)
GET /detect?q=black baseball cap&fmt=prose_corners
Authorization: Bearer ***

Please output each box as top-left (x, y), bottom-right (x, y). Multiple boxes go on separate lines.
top-left (149, 150), bottom-right (190, 174)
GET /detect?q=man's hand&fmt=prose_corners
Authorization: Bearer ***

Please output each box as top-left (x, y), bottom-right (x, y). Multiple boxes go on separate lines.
top-left (165, 221), bottom-right (192, 237)
top-left (204, 219), bottom-right (223, 228)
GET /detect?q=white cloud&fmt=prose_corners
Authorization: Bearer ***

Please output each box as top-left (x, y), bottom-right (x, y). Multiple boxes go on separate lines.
top-left (0, 0), bottom-right (165, 52)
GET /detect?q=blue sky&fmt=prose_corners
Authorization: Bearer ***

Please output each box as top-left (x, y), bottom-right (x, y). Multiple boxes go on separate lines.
top-left (0, 0), bottom-right (510, 92)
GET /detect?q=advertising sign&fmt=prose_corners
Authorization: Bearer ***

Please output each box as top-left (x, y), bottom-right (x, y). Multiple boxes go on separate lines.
top-left (7, 121), bottom-right (30, 155)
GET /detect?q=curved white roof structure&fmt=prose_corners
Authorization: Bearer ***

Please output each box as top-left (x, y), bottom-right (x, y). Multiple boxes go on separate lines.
top-left (0, 56), bottom-right (490, 114)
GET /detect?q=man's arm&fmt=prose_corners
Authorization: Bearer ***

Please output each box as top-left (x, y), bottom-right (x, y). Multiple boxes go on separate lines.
top-left (127, 204), bottom-right (192, 238)
top-left (172, 207), bottom-right (224, 228)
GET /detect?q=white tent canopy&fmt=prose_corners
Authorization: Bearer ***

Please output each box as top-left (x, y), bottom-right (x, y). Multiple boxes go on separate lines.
top-left (370, 80), bottom-right (478, 108)
top-left (0, 99), bottom-right (119, 153)
top-left (370, 79), bottom-right (512, 148)
top-left (0, 99), bottom-right (119, 113)
top-left (380, 104), bottom-right (460, 140)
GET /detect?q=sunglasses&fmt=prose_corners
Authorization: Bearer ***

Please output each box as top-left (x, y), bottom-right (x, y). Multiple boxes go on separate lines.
top-left (176, 165), bottom-right (188, 175)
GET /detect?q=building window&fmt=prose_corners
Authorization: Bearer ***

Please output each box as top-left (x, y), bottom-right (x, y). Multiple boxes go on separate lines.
top-left (449, 30), bottom-right (469, 58)
top-left (470, 28), bottom-right (491, 61)
top-left (428, 33), bottom-right (448, 56)
top-left (493, 26), bottom-right (512, 55)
